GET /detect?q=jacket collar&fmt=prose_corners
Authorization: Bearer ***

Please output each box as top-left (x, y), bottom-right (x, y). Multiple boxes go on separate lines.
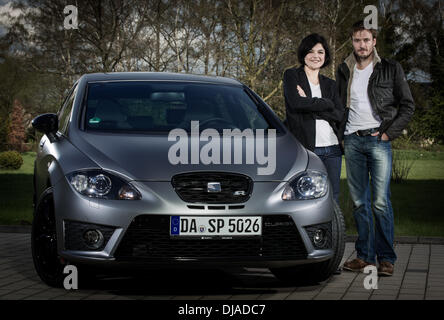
top-left (344, 47), bottom-right (381, 71)
top-left (342, 48), bottom-right (381, 109)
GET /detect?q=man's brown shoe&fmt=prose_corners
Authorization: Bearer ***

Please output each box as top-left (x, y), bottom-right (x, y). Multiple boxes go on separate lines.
top-left (378, 262), bottom-right (394, 276)
top-left (343, 258), bottom-right (375, 272)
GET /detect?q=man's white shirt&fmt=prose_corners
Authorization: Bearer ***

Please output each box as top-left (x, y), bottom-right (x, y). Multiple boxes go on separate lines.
top-left (345, 62), bottom-right (381, 135)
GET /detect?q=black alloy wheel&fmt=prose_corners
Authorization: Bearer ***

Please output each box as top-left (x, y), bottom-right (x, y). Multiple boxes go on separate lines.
top-left (31, 192), bottom-right (65, 288)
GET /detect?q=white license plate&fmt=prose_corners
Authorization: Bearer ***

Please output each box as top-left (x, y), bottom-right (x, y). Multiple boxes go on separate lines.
top-left (170, 216), bottom-right (262, 237)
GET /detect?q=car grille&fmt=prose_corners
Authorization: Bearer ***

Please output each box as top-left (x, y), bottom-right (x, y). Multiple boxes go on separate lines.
top-left (114, 215), bottom-right (307, 261)
top-left (171, 172), bottom-right (253, 204)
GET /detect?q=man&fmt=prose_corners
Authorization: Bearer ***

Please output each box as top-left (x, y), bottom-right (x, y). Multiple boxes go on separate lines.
top-left (336, 21), bottom-right (415, 276)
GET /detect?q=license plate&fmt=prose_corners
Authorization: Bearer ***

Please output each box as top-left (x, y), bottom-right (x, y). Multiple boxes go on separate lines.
top-left (170, 216), bottom-right (262, 237)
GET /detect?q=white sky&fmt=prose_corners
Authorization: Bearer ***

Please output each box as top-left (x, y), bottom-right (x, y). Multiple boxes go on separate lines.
top-left (0, 1), bottom-right (21, 36)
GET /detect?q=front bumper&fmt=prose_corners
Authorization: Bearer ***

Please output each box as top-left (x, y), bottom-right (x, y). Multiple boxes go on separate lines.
top-left (53, 177), bottom-right (335, 268)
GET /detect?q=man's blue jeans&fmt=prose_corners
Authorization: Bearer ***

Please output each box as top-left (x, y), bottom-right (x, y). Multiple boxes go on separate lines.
top-left (344, 133), bottom-right (397, 265)
top-left (314, 144), bottom-right (342, 204)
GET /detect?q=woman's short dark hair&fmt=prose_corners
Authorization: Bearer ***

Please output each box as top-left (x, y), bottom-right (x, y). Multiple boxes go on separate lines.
top-left (297, 33), bottom-right (331, 68)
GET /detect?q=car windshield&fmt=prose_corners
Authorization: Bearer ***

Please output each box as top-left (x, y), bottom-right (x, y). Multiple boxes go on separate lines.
top-left (84, 81), bottom-right (272, 133)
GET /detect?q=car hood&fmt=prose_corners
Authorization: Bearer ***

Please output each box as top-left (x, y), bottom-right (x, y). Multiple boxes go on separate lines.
top-left (72, 131), bottom-right (308, 182)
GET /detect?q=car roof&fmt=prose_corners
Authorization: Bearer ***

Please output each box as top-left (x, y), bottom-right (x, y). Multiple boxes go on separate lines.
top-left (81, 72), bottom-right (242, 86)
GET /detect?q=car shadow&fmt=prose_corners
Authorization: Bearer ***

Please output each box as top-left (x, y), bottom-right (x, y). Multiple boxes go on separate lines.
top-left (75, 267), bottom-right (323, 297)
top-left (7, 246), bottom-right (325, 298)
top-left (5, 234), bottom-right (325, 298)
top-left (79, 268), bottom-right (276, 297)
top-left (2, 234), bottom-right (326, 299)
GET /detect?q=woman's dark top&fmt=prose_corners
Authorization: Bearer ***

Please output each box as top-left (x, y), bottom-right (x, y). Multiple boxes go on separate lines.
top-left (283, 66), bottom-right (344, 152)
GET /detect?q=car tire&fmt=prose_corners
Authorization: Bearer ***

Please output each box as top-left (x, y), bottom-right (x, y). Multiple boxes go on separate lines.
top-left (31, 190), bottom-right (65, 288)
top-left (270, 200), bottom-right (346, 284)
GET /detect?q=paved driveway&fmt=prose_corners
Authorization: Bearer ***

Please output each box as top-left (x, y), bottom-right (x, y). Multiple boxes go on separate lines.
top-left (1, 232), bottom-right (444, 300)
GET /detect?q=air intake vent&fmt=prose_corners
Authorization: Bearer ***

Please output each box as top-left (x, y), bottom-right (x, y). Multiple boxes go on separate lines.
top-left (114, 215), bottom-right (307, 261)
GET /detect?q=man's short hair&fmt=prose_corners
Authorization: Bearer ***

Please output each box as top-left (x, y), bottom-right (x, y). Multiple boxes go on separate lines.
top-left (297, 33), bottom-right (331, 68)
top-left (351, 20), bottom-right (377, 39)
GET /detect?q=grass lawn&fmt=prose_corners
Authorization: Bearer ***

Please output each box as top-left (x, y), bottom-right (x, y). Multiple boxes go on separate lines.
top-left (339, 180), bottom-right (444, 237)
top-left (0, 152), bottom-right (35, 225)
top-left (339, 154), bottom-right (444, 236)
top-left (1, 151), bottom-right (444, 237)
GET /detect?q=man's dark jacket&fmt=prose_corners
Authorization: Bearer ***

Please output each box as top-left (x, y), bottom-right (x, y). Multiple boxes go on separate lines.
top-left (283, 66), bottom-right (344, 152)
top-left (336, 48), bottom-right (415, 140)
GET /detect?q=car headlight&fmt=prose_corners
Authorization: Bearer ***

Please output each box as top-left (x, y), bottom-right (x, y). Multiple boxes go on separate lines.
top-left (67, 170), bottom-right (142, 200)
top-left (282, 170), bottom-right (328, 200)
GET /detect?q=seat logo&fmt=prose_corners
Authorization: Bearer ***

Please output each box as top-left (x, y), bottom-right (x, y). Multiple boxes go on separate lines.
top-left (207, 182), bottom-right (221, 193)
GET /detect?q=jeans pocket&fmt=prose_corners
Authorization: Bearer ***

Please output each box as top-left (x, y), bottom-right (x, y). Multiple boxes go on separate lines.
top-left (376, 139), bottom-right (392, 153)
top-left (378, 137), bottom-right (390, 144)
top-left (330, 144), bottom-right (342, 157)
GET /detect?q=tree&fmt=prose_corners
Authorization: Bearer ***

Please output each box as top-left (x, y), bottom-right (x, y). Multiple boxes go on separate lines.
top-left (387, 0), bottom-right (444, 143)
top-left (5, 0), bottom-right (152, 79)
top-left (1, 0), bottom-right (442, 134)
top-left (0, 57), bottom-right (29, 151)
top-left (223, 0), bottom-right (287, 92)
top-left (7, 99), bottom-right (26, 152)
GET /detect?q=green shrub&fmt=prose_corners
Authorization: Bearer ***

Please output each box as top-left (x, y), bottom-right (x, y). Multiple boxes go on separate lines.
top-left (391, 135), bottom-right (418, 150)
top-left (391, 150), bottom-right (416, 183)
top-left (0, 151), bottom-right (24, 170)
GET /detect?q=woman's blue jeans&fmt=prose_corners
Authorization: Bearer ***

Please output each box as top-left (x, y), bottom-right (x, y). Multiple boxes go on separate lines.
top-left (344, 134), bottom-right (397, 265)
top-left (314, 144), bottom-right (342, 204)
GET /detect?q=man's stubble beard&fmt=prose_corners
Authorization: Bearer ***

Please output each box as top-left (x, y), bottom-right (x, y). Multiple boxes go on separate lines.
top-left (354, 50), bottom-right (374, 63)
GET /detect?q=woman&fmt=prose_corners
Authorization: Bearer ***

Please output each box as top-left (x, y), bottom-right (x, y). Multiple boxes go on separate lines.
top-left (283, 33), bottom-right (344, 204)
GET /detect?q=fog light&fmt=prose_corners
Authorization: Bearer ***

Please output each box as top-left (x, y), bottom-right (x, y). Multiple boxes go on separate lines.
top-left (313, 228), bottom-right (326, 247)
top-left (83, 229), bottom-right (104, 249)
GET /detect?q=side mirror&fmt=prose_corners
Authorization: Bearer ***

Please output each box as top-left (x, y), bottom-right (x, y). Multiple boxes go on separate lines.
top-left (32, 113), bottom-right (58, 135)
top-left (32, 113), bottom-right (59, 142)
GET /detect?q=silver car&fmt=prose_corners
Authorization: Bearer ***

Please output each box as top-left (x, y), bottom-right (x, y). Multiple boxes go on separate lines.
top-left (31, 72), bottom-right (345, 287)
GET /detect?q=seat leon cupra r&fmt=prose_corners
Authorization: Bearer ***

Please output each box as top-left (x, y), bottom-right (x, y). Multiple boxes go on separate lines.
top-left (31, 72), bottom-right (345, 287)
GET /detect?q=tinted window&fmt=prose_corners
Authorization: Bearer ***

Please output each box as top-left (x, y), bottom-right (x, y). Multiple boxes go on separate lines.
top-left (84, 82), bottom-right (271, 133)
top-left (58, 85), bottom-right (77, 135)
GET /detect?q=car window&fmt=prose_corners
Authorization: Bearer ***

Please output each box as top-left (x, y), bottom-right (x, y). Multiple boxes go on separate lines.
top-left (58, 85), bottom-right (77, 136)
top-left (84, 81), bottom-right (272, 133)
